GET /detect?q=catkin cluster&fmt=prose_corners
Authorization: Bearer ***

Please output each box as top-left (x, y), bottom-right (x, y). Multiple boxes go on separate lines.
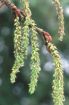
top-left (10, 16), bottom-right (30, 83)
top-left (47, 42), bottom-right (64, 105)
top-left (10, 15), bottom-right (41, 94)
top-left (10, 0), bottom-right (65, 104)
top-left (52, 0), bottom-right (64, 41)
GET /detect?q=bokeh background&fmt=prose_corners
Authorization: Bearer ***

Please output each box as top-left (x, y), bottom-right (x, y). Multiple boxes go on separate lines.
top-left (0, 0), bottom-right (69, 105)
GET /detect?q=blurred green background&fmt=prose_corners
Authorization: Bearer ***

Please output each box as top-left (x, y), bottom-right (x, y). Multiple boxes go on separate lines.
top-left (0, 0), bottom-right (69, 105)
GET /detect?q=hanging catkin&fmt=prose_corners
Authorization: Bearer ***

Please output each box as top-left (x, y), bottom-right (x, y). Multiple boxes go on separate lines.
top-left (29, 20), bottom-right (41, 94)
top-left (47, 42), bottom-right (64, 105)
top-left (10, 16), bottom-right (25, 83)
top-left (52, 0), bottom-right (64, 41)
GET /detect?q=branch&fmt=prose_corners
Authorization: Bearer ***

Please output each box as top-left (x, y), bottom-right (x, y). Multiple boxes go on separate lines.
top-left (0, 0), bottom-right (52, 43)
top-left (1, 1), bottom-right (64, 102)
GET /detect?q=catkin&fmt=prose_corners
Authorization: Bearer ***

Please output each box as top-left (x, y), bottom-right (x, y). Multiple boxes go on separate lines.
top-left (10, 17), bottom-right (24, 83)
top-left (47, 42), bottom-right (64, 105)
top-left (52, 0), bottom-right (64, 41)
top-left (21, 17), bottom-right (30, 56)
top-left (29, 20), bottom-right (41, 94)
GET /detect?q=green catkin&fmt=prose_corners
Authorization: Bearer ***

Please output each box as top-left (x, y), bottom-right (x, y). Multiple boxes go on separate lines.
top-left (52, 0), bottom-right (64, 41)
top-left (20, 0), bottom-right (31, 58)
top-left (47, 42), bottom-right (64, 105)
top-left (29, 21), bottom-right (41, 94)
top-left (21, 17), bottom-right (30, 56)
top-left (10, 16), bottom-right (25, 83)
top-left (22, 0), bottom-right (41, 94)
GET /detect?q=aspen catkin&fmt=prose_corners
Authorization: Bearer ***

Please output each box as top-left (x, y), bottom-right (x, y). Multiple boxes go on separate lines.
top-left (10, 17), bottom-right (24, 83)
top-left (47, 42), bottom-right (64, 105)
top-left (52, 0), bottom-right (64, 41)
top-left (29, 20), bottom-right (41, 94)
